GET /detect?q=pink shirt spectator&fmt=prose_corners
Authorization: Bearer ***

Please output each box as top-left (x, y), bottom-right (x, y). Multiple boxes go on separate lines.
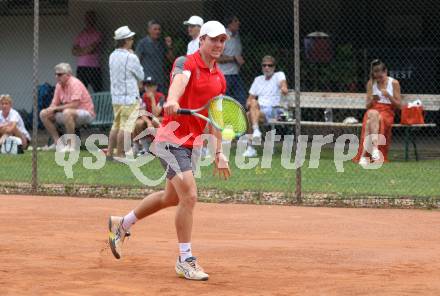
top-left (51, 76), bottom-right (96, 117)
top-left (73, 29), bottom-right (102, 68)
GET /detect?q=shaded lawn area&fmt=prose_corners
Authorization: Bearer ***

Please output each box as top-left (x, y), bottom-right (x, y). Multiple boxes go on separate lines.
top-left (0, 147), bottom-right (439, 198)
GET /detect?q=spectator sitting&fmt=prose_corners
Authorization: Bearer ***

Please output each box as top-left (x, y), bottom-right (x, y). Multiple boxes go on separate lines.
top-left (135, 20), bottom-right (174, 93)
top-left (353, 59), bottom-right (401, 165)
top-left (133, 76), bottom-right (165, 154)
top-left (39, 63), bottom-right (95, 152)
top-left (243, 55), bottom-right (288, 157)
top-left (72, 11), bottom-right (103, 92)
top-left (0, 94), bottom-right (31, 149)
top-left (183, 15), bottom-right (204, 55)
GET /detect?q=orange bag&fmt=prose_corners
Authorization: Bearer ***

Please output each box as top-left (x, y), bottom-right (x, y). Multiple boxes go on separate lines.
top-left (401, 104), bottom-right (424, 125)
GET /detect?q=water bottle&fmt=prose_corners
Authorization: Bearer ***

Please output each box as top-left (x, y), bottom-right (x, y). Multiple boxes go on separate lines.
top-left (324, 108), bottom-right (333, 122)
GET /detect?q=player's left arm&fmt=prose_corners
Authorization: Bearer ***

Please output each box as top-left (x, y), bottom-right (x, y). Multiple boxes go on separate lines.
top-left (280, 80), bottom-right (288, 96)
top-left (164, 74), bottom-right (189, 115)
top-left (278, 72), bottom-right (289, 96)
top-left (388, 79), bottom-right (402, 109)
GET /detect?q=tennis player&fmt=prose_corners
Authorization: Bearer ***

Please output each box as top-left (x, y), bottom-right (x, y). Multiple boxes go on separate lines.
top-left (108, 21), bottom-right (230, 281)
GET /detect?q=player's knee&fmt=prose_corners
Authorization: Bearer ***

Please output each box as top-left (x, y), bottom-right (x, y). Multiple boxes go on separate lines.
top-left (168, 196), bottom-right (179, 207)
top-left (367, 110), bottom-right (379, 120)
top-left (62, 109), bottom-right (75, 118)
top-left (249, 99), bottom-right (258, 109)
top-left (39, 109), bottom-right (48, 120)
top-left (179, 192), bottom-right (197, 208)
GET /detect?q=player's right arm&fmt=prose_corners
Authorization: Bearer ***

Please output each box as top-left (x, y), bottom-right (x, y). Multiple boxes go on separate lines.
top-left (164, 75), bottom-right (189, 115)
top-left (164, 56), bottom-right (192, 116)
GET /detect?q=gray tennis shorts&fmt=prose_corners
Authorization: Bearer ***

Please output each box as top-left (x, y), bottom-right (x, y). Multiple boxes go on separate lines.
top-left (156, 144), bottom-right (201, 180)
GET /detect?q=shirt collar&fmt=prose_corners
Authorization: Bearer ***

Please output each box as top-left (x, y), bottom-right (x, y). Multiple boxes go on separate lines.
top-left (116, 48), bottom-right (130, 53)
top-left (60, 76), bottom-right (72, 89)
top-left (194, 51), bottom-right (218, 73)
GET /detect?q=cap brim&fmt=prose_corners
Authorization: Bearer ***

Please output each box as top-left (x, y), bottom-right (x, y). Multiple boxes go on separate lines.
top-left (205, 32), bottom-right (229, 39)
top-left (184, 21), bottom-right (201, 26)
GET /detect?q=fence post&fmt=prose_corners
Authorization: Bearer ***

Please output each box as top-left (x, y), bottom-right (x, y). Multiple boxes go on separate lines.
top-left (293, 0), bottom-right (302, 204)
top-left (31, 0), bottom-right (40, 193)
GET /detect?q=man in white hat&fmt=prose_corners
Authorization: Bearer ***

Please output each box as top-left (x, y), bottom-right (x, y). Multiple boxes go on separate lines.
top-left (108, 21), bottom-right (231, 281)
top-left (107, 26), bottom-right (144, 160)
top-left (183, 15), bottom-right (204, 55)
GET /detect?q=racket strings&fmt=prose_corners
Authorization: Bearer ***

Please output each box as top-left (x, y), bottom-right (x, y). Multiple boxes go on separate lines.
top-left (209, 98), bottom-right (248, 134)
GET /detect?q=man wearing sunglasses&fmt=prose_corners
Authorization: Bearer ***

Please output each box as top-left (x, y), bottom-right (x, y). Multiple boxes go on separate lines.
top-left (243, 55), bottom-right (288, 157)
top-left (39, 63), bottom-right (95, 152)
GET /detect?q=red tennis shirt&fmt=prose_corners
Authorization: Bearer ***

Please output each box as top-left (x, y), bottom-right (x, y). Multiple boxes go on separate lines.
top-left (155, 51), bottom-right (226, 148)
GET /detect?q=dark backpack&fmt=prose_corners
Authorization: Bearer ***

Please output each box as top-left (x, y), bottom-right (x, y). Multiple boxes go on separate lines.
top-left (35, 83), bottom-right (55, 129)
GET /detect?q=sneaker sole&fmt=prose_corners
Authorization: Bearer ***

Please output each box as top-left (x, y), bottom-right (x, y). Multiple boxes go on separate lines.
top-left (108, 217), bottom-right (121, 260)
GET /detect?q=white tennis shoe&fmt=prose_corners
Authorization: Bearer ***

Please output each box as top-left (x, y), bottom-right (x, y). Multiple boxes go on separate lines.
top-left (175, 256), bottom-right (209, 281)
top-left (108, 216), bottom-right (130, 259)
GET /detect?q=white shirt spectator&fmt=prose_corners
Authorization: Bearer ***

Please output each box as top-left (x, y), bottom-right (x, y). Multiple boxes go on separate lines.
top-left (109, 48), bottom-right (144, 105)
top-left (187, 37), bottom-right (200, 55)
top-left (249, 72), bottom-right (287, 107)
top-left (218, 29), bottom-right (242, 75)
top-left (0, 108), bottom-right (30, 140)
top-left (372, 77), bottom-right (395, 105)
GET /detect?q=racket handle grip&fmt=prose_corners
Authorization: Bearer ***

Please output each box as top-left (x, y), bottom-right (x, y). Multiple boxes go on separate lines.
top-left (177, 109), bottom-right (192, 115)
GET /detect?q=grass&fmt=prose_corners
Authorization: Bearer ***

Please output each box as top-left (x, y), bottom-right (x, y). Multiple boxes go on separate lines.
top-left (1, 146), bottom-right (439, 198)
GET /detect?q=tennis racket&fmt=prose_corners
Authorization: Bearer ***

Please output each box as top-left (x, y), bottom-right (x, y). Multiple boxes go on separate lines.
top-left (177, 95), bottom-right (249, 137)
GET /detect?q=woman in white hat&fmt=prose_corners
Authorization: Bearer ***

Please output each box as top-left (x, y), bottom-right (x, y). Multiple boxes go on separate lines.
top-left (108, 21), bottom-right (230, 281)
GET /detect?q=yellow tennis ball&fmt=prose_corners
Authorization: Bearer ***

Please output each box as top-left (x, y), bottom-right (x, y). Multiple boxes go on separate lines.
top-left (221, 128), bottom-right (235, 141)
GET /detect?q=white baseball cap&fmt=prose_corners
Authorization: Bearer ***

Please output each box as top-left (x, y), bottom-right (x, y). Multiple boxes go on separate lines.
top-left (114, 26), bottom-right (135, 40)
top-left (183, 16), bottom-right (204, 27)
top-left (199, 21), bottom-right (228, 38)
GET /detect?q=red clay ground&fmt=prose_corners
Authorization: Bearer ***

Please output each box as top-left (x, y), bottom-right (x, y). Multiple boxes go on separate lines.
top-left (1, 194), bottom-right (439, 296)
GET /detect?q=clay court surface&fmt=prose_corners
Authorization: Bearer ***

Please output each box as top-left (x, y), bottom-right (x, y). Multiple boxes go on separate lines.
top-left (1, 195), bottom-right (440, 295)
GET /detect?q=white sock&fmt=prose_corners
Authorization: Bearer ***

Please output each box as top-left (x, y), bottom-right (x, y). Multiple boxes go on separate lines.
top-left (122, 210), bottom-right (138, 231)
top-left (252, 124), bottom-right (259, 131)
top-left (179, 242), bottom-right (192, 261)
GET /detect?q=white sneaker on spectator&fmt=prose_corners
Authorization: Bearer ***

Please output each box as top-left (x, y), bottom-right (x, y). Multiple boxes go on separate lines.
top-left (125, 148), bottom-right (136, 158)
top-left (242, 145), bottom-right (257, 157)
top-left (252, 128), bottom-right (262, 141)
top-left (41, 143), bottom-right (57, 151)
top-left (371, 148), bottom-right (381, 162)
top-left (359, 157), bottom-right (369, 167)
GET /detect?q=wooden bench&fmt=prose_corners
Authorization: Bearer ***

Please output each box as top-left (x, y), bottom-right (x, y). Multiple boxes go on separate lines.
top-left (267, 92), bottom-right (440, 161)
